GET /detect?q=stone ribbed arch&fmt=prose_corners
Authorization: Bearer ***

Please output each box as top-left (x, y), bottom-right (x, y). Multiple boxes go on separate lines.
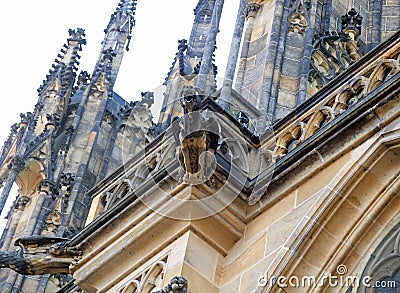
top-left (261, 127), bottom-right (400, 292)
top-left (15, 158), bottom-right (45, 197)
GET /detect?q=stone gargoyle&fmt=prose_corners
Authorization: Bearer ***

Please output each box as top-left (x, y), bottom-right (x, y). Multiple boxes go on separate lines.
top-left (0, 236), bottom-right (82, 275)
top-left (172, 86), bottom-right (220, 184)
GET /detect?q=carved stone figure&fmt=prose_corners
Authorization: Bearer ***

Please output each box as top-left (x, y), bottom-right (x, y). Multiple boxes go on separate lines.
top-left (172, 87), bottom-right (219, 184)
top-left (0, 237), bottom-right (81, 275)
top-left (14, 196), bottom-right (30, 211)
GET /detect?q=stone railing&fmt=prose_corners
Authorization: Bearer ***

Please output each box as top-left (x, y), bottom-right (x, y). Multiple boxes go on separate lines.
top-left (269, 31), bottom-right (400, 161)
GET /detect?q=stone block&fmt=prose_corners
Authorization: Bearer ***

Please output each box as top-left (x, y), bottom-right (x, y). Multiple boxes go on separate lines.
top-left (302, 228), bottom-right (340, 268)
top-left (265, 203), bottom-right (311, 255)
top-left (249, 33), bottom-right (269, 56)
top-left (346, 171), bottom-right (383, 211)
top-left (223, 234), bottom-right (266, 282)
top-left (385, 0), bottom-right (400, 5)
top-left (277, 91), bottom-right (297, 108)
top-left (382, 6), bottom-right (400, 16)
top-left (274, 105), bottom-right (293, 120)
top-left (185, 232), bottom-right (219, 283)
top-left (182, 262), bottom-right (219, 293)
top-left (220, 275), bottom-right (241, 293)
top-left (283, 46), bottom-right (304, 62)
top-left (240, 253), bottom-right (277, 293)
top-left (285, 34), bottom-right (306, 49)
top-left (297, 152), bottom-right (352, 205)
top-left (384, 16), bottom-right (400, 31)
top-left (281, 58), bottom-right (300, 77)
top-left (245, 191), bottom-right (296, 241)
top-left (324, 199), bottom-right (361, 240)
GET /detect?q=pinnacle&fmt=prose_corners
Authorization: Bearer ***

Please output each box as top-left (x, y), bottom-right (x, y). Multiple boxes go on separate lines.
top-left (117, 0), bottom-right (137, 12)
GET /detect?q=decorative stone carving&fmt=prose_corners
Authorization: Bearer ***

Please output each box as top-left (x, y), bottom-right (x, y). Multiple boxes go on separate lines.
top-left (121, 91), bottom-right (157, 157)
top-left (247, 3), bottom-right (261, 18)
top-left (308, 9), bottom-right (362, 95)
top-left (41, 209), bottom-right (62, 236)
top-left (118, 257), bottom-right (167, 293)
top-left (172, 86), bottom-right (219, 184)
top-left (58, 173), bottom-right (75, 210)
top-left (153, 276), bottom-right (190, 293)
top-left (288, 12), bottom-right (308, 34)
top-left (101, 180), bottom-right (132, 212)
top-left (205, 173), bottom-right (227, 191)
top-left (8, 156), bottom-right (25, 173)
top-left (308, 31), bottom-right (361, 94)
top-left (14, 196), bottom-right (30, 211)
top-left (358, 225), bottom-right (400, 293)
top-left (45, 113), bottom-right (61, 130)
top-left (75, 71), bottom-right (90, 90)
top-left (68, 28), bottom-right (86, 42)
top-left (0, 236), bottom-right (82, 275)
top-left (19, 112), bottom-right (33, 126)
top-left (288, 0), bottom-right (311, 34)
top-left (91, 78), bottom-right (107, 99)
top-left (277, 47), bottom-right (400, 161)
top-left (38, 180), bottom-right (57, 198)
top-left (59, 126), bottom-right (75, 157)
top-left (341, 8), bottom-right (363, 40)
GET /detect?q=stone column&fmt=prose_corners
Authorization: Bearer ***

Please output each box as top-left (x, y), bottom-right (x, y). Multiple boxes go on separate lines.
top-left (235, 2), bottom-right (261, 93)
top-left (29, 180), bottom-right (56, 235)
top-left (219, 0), bottom-right (248, 111)
top-left (0, 156), bottom-right (25, 215)
top-left (1, 195), bottom-right (30, 250)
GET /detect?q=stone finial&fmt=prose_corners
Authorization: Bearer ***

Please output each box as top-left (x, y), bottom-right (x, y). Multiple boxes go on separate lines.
top-left (19, 112), bottom-right (33, 126)
top-left (178, 39), bottom-right (188, 52)
top-left (76, 71), bottom-right (90, 90)
top-left (341, 8), bottom-right (363, 39)
top-left (117, 0), bottom-right (137, 12)
top-left (68, 28), bottom-right (86, 45)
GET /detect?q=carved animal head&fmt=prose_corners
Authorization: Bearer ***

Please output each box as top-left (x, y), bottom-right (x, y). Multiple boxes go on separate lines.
top-left (180, 86), bottom-right (202, 113)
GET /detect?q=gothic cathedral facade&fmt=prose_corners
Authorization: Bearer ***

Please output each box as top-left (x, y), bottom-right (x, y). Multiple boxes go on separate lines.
top-left (0, 0), bottom-right (399, 292)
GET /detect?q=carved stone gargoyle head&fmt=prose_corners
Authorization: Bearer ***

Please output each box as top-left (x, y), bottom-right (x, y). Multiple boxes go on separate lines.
top-left (6, 236), bottom-right (83, 275)
top-left (180, 86), bottom-right (203, 113)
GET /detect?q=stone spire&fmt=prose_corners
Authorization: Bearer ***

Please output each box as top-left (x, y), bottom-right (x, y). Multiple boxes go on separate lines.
top-left (94, 0), bottom-right (137, 85)
top-left (37, 28), bottom-right (86, 97)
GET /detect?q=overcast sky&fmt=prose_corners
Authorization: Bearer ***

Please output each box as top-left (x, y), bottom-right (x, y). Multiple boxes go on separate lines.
top-left (0, 1), bottom-right (238, 229)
